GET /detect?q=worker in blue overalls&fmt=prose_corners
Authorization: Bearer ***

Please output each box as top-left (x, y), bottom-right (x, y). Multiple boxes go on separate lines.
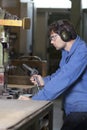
top-left (19, 19), bottom-right (87, 130)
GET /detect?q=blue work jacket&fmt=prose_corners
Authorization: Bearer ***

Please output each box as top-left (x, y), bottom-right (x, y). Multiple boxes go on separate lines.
top-left (32, 36), bottom-right (87, 115)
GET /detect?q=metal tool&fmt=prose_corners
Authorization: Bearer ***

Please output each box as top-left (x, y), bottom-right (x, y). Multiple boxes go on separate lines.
top-left (22, 64), bottom-right (40, 90)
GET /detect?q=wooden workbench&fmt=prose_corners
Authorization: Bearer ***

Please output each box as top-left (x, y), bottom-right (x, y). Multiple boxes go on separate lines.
top-left (0, 99), bottom-right (53, 130)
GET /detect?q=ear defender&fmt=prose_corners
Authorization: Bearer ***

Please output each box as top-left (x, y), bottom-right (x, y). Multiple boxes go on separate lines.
top-left (60, 29), bottom-right (71, 42)
top-left (57, 20), bottom-right (72, 42)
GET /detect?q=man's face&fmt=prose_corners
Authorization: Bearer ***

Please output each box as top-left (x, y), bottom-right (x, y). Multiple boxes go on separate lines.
top-left (50, 31), bottom-right (66, 50)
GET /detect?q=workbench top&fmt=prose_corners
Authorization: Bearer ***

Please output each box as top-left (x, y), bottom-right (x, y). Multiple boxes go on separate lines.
top-left (0, 99), bottom-right (53, 130)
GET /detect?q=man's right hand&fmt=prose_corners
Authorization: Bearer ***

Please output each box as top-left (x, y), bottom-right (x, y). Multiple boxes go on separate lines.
top-left (30, 75), bottom-right (44, 87)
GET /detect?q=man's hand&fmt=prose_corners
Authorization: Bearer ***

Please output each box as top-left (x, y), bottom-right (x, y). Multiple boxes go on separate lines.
top-left (30, 75), bottom-right (44, 86)
top-left (18, 95), bottom-right (31, 100)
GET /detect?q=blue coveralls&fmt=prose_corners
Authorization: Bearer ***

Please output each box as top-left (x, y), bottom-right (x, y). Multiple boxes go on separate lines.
top-left (32, 36), bottom-right (87, 115)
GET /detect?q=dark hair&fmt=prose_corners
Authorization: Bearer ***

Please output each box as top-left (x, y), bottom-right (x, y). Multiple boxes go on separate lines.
top-left (48, 19), bottom-right (77, 41)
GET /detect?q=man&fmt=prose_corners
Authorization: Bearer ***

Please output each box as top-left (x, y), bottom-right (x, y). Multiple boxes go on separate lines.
top-left (19, 19), bottom-right (87, 130)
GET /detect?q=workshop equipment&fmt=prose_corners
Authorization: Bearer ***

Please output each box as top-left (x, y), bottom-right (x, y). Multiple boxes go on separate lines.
top-left (0, 17), bottom-right (30, 29)
top-left (22, 63), bottom-right (40, 91)
top-left (0, 100), bottom-right (53, 130)
top-left (0, 8), bottom-right (30, 98)
top-left (8, 57), bottom-right (47, 98)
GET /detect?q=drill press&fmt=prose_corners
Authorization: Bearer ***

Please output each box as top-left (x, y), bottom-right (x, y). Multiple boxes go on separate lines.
top-left (0, 8), bottom-right (30, 98)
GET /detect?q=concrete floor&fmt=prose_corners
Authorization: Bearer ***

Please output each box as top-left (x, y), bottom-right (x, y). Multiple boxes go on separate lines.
top-left (53, 99), bottom-right (63, 130)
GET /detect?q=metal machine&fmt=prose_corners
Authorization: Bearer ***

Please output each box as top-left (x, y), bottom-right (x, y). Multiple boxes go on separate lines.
top-left (0, 8), bottom-right (30, 98)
